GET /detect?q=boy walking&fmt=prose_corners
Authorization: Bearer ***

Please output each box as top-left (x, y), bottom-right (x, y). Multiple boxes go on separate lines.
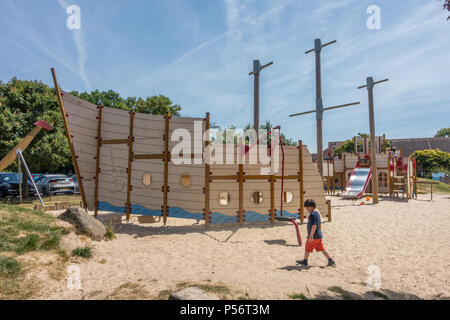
top-left (297, 199), bottom-right (336, 267)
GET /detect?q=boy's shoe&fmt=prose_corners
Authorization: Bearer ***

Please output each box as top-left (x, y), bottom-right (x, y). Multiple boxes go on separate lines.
top-left (327, 259), bottom-right (336, 267)
top-left (296, 259), bottom-right (308, 267)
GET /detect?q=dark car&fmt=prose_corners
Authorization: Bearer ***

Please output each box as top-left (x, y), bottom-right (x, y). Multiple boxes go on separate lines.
top-left (0, 173), bottom-right (36, 198)
top-left (35, 174), bottom-right (75, 196)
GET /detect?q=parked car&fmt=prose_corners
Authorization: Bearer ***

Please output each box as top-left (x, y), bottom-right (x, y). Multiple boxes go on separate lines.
top-left (35, 174), bottom-right (75, 196)
top-left (0, 173), bottom-right (36, 198)
top-left (69, 175), bottom-right (80, 194)
top-left (32, 173), bottom-right (43, 181)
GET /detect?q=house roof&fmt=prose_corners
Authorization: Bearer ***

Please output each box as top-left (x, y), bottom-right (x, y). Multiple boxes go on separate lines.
top-left (389, 137), bottom-right (450, 157)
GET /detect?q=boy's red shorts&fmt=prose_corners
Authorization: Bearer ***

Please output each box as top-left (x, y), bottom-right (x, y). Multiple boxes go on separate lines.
top-left (306, 239), bottom-right (325, 253)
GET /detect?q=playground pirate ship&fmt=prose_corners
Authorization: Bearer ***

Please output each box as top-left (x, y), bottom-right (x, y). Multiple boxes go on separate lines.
top-left (52, 70), bottom-right (330, 226)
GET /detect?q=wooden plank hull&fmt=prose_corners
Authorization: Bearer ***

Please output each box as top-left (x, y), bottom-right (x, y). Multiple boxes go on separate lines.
top-left (62, 91), bottom-right (329, 224)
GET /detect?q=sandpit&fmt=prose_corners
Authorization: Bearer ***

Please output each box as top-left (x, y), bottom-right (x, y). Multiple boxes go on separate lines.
top-left (37, 194), bottom-right (450, 300)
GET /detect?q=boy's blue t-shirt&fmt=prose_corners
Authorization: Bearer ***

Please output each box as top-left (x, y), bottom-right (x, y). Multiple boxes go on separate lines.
top-left (307, 210), bottom-right (323, 239)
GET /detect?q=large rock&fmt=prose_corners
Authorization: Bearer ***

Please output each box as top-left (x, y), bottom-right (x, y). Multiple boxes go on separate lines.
top-left (169, 287), bottom-right (220, 300)
top-left (58, 207), bottom-right (107, 241)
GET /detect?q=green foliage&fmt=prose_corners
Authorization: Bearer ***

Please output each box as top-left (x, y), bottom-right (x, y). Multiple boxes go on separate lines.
top-left (0, 78), bottom-right (182, 174)
top-left (333, 139), bottom-right (354, 157)
top-left (288, 293), bottom-right (308, 300)
top-left (211, 121), bottom-right (297, 146)
top-left (104, 225), bottom-right (116, 241)
top-left (0, 255), bottom-right (21, 278)
top-left (70, 90), bottom-right (181, 116)
top-left (412, 149), bottom-right (450, 178)
top-left (0, 78), bottom-right (72, 173)
top-left (0, 204), bottom-right (69, 255)
top-left (435, 127), bottom-right (450, 138)
top-left (72, 246), bottom-right (92, 259)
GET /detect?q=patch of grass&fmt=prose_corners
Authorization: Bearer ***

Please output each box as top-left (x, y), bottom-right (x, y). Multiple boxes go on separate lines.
top-left (104, 225), bottom-right (116, 241)
top-left (0, 204), bottom-right (73, 299)
top-left (176, 281), bottom-right (231, 296)
top-left (328, 286), bottom-right (354, 300)
top-left (0, 255), bottom-right (21, 278)
top-left (288, 293), bottom-right (308, 300)
top-left (370, 291), bottom-right (389, 300)
top-left (417, 179), bottom-right (450, 194)
top-left (157, 281), bottom-right (238, 300)
top-left (106, 282), bottom-right (149, 300)
top-left (328, 286), bottom-right (345, 294)
top-left (72, 247), bottom-right (92, 259)
top-left (0, 204), bottom-right (69, 255)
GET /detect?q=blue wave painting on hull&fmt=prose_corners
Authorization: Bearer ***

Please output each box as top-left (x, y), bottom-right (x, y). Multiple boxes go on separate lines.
top-left (98, 202), bottom-right (299, 224)
top-left (98, 202), bottom-right (202, 220)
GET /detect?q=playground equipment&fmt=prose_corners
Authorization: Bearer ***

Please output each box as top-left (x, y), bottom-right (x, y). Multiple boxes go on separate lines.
top-left (329, 135), bottom-right (417, 200)
top-left (51, 69), bottom-right (331, 226)
top-left (0, 120), bottom-right (53, 172)
top-left (290, 39), bottom-right (360, 178)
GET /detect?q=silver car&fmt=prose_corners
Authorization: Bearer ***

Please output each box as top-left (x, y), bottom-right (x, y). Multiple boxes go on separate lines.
top-left (35, 174), bottom-right (75, 196)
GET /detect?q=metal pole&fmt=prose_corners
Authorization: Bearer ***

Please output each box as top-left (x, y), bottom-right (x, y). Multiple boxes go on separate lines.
top-left (366, 77), bottom-right (379, 204)
top-left (16, 149), bottom-right (44, 206)
top-left (314, 39), bottom-right (324, 178)
top-left (18, 155), bottom-right (22, 204)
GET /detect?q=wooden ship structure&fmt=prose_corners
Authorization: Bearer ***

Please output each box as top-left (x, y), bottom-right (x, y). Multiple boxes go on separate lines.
top-left (52, 70), bottom-right (331, 226)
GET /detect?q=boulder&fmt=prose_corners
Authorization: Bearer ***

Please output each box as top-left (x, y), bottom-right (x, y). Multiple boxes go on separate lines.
top-left (58, 207), bottom-right (107, 241)
top-left (169, 287), bottom-right (220, 300)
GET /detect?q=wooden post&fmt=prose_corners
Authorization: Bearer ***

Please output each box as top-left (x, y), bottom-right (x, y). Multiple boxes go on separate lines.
top-left (327, 160), bottom-right (331, 194)
top-left (238, 163), bottom-right (244, 225)
top-left (94, 105), bottom-right (103, 217)
top-left (126, 111), bottom-right (135, 221)
top-left (298, 141), bottom-right (305, 223)
top-left (270, 175), bottom-right (275, 224)
top-left (367, 80), bottom-right (379, 204)
top-left (51, 68), bottom-right (87, 209)
top-left (358, 77), bottom-right (388, 204)
top-left (204, 113), bottom-right (211, 227)
top-left (162, 113), bottom-right (170, 225)
top-left (414, 157), bottom-right (418, 200)
top-left (388, 153), bottom-right (392, 197)
top-left (327, 200), bottom-right (332, 222)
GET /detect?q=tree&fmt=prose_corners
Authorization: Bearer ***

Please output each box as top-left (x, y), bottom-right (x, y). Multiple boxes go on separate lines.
top-left (439, 0), bottom-right (450, 19)
top-left (333, 140), bottom-right (354, 158)
top-left (211, 121), bottom-right (297, 146)
top-left (0, 78), bottom-right (72, 173)
top-left (435, 127), bottom-right (450, 138)
top-left (0, 78), bottom-right (183, 173)
top-left (412, 149), bottom-right (450, 177)
top-left (70, 91), bottom-right (181, 116)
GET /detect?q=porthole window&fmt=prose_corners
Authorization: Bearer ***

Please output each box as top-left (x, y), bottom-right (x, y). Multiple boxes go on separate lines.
top-left (284, 191), bottom-right (294, 204)
top-left (219, 192), bottom-right (231, 206)
top-left (142, 172), bottom-right (152, 186)
top-left (180, 174), bottom-right (192, 188)
top-left (250, 191), bottom-right (263, 204)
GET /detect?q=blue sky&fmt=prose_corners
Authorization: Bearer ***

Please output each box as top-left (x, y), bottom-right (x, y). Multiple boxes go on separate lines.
top-left (0, 0), bottom-right (449, 152)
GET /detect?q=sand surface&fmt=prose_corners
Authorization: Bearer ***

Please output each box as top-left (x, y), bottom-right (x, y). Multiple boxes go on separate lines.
top-left (38, 194), bottom-right (450, 300)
